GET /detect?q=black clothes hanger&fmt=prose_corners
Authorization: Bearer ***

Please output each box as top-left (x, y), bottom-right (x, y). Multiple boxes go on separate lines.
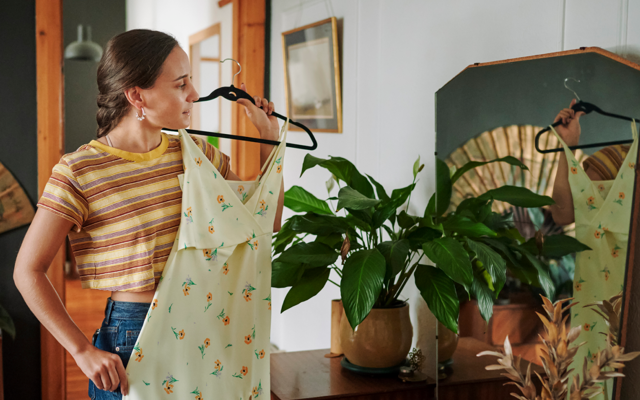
top-left (535, 78), bottom-right (638, 154)
top-left (164, 59), bottom-right (317, 151)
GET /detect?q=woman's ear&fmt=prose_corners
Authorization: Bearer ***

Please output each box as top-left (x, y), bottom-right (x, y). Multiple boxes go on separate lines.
top-left (123, 86), bottom-right (145, 110)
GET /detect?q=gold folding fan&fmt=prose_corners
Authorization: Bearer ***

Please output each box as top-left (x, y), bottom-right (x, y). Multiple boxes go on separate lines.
top-left (444, 125), bottom-right (587, 234)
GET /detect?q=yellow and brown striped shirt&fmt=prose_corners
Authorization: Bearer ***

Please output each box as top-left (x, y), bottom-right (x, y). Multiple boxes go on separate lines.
top-left (37, 133), bottom-right (230, 292)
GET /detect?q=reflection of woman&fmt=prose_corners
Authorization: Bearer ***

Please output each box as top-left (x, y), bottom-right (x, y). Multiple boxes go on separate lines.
top-left (13, 30), bottom-right (284, 399)
top-left (549, 99), bottom-right (638, 400)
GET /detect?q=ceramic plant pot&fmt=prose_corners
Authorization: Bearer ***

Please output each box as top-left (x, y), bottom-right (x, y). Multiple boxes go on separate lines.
top-left (437, 321), bottom-right (459, 363)
top-left (339, 301), bottom-right (413, 368)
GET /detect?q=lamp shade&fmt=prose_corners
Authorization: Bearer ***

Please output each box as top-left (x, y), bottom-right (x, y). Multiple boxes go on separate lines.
top-left (64, 24), bottom-right (103, 61)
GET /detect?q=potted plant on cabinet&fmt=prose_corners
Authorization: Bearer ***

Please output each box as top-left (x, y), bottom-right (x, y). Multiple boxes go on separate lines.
top-left (272, 154), bottom-right (590, 369)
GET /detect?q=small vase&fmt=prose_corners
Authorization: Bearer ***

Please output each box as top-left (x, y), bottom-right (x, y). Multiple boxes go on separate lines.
top-left (339, 301), bottom-right (413, 368)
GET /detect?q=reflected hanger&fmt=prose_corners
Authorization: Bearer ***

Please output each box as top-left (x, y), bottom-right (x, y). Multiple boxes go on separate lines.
top-left (535, 78), bottom-right (639, 153)
top-left (164, 58), bottom-right (317, 150)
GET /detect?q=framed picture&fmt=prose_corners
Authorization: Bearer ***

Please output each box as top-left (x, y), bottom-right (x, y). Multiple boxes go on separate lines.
top-left (282, 17), bottom-right (342, 133)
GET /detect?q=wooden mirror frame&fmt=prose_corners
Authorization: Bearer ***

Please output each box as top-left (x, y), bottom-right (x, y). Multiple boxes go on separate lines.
top-left (35, 0), bottom-right (265, 398)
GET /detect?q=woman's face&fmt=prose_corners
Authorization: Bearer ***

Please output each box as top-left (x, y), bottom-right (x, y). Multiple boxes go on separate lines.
top-left (140, 45), bottom-right (199, 130)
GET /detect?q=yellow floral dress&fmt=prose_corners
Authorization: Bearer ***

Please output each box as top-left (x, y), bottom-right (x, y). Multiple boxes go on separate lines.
top-left (550, 122), bottom-right (637, 399)
top-left (123, 120), bottom-right (288, 400)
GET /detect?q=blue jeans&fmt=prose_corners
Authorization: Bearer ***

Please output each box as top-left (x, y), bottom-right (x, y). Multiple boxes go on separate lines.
top-left (88, 297), bottom-right (151, 400)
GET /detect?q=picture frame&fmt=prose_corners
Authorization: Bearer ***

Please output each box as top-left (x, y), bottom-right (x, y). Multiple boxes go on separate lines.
top-left (282, 17), bottom-right (342, 133)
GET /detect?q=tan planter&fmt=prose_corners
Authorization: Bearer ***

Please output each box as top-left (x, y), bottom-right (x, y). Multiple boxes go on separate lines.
top-left (330, 299), bottom-right (343, 355)
top-left (437, 321), bottom-right (459, 363)
top-left (339, 302), bottom-right (413, 368)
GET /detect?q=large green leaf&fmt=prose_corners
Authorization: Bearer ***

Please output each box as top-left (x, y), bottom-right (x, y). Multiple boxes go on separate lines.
top-left (422, 237), bottom-right (473, 289)
top-left (367, 174), bottom-right (390, 202)
top-left (284, 186), bottom-right (333, 215)
top-left (466, 239), bottom-right (507, 296)
top-left (397, 210), bottom-right (417, 229)
top-left (278, 242), bottom-right (339, 267)
top-left (436, 158), bottom-right (453, 216)
top-left (442, 215), bottom-right (497, 238)
top-left (521, 235), bottom-right (591, 258)
top-left (451, 156), bottom-right (528, 184)
top-left (315, 233), bottom-right (345, 251)
top-left (281, 268), bottom-right (331, 312)
top-left (271, 261), bottom-right (305, 288)
top-left (300, 154), bottom-right (374, 198)
top-left (414, 264), bottom-right (460, 334)
top-left (478, 186), bottom-right (555, 208)
top-left (377, 239), bottom-right (410, 277)
top-left (273, 219), bottom-right (298, 254)
top-left (521, 250), bottom-right (555, 299)
top-left (341, 249), bottom-right (386, 329)
top-left (406, 226), bottom-right (442, 250)
top-left (371, 183), bottom-right (416, 228)
top-left (337, 186), bottom-right (381, 211)
top-left (289, 213), bottom-right (351, 235)
top-left (471, 271), bottom-right (494, 322)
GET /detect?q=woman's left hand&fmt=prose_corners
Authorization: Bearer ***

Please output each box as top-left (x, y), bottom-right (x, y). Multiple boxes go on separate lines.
top-left (237, 83), bottom-right (279, 141)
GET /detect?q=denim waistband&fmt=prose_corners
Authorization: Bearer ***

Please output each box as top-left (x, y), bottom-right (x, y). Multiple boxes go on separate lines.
top-left (103, 297), bottom-right (151, 324)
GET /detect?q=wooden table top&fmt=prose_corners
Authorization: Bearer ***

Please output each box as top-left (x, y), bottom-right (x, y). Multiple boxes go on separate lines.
top-left (270, 349), bottom-right (435, 400)
top-left (270, 338), bottom-right (544, 400)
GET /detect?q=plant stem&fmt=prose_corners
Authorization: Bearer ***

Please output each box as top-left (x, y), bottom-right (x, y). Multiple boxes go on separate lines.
top-left (332, 266), bottom-right (343, 277)
top-left (328, 279), bottom-right (340, 287)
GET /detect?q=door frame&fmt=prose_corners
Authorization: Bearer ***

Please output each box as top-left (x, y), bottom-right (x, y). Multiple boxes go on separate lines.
top-left (35, 1), bottom-right (266, 398)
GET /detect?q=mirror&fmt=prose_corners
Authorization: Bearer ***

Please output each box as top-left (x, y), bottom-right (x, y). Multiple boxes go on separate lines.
top-left (434, 47), bottom-right (640, 400)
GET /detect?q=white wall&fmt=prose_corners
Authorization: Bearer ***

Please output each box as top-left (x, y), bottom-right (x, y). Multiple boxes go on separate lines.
top-left (127, 0), bottom-right (640, 369)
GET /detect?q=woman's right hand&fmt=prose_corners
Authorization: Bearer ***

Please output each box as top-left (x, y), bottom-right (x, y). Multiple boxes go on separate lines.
top-left (74, 345), bottom-right (129, 395)
top-left (553, 98), bottom-right (586, 146)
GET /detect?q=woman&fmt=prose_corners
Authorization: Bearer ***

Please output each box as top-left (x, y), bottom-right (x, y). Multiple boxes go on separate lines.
top-left (13, 29), bottom-right (284, 398)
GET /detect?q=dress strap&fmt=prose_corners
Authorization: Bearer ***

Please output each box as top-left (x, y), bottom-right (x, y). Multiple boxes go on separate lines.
top-left (631, 119), bottom-right (638, 140)
top-left (256, 118), bottom-right (289, 180)
top-left (548, 125), bottom-right (579, 162)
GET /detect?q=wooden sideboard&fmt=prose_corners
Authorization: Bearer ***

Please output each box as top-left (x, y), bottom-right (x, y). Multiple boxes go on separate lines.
top-left (270, 338), bottom-right (543, 400)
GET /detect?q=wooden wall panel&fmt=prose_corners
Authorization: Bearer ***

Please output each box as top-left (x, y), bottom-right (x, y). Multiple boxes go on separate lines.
top-left (35, 0), bottom-right (66, 399)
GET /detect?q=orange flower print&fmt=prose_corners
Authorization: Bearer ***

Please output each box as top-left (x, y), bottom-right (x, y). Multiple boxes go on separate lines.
top-left (183, 285), bottom-right (191, 296)
top-left (204, 338), bottom-right (211, 348)
top-left (208, 225), bottom-right (215, 234)
top-left (253, 387), bottom-right (259, 397)
top-left (238, 185), bottom-right (245, 194)
top-left (163, 384), bottom-right (174, 394)
top-left (253, 240), bottom-right (259, 250)
top-left (620, 192), bottom-right (625, 200)
top-left (195, 394), bottom-right (203, 400)
top-left (277, 164), bottom-right (282, 173)
top-left (134, 345), bottom-right (144, 362)
top-left (223, 263), bottom-right (229, 275)
top-left (259, 349), bottom-right (265, 359)
top-left (583, 323), bottom-right (590, 331)
top-left (214, 360), bottom-right (222, 370)
top-left (594, 230), bottom-right (601, 239)
top-left (245, 334), bottom-right (252, 344)
top-left (604, 271), bottom-right (610, 281)
top-left (598, 183), bottom-right (605, 192)
top-left (571, 167), bottom-right (578, 174)
top-left (241, 366), bottom-right (249, 376)
top-left (186, 207), bottom-right (193, 217)
top-left (575, 283), bottom-right (582, 291)
top-left (222, 316), bottom-right (230, 325)
top-left (630, 162), bottom-right (636, 169)
top-left (195, 157), bottom-right (202, 166)
top-left (244, 292), bottom-right (252, 302)
top-left (587, 196), bottom-right (595, 205)
top-left (152, 299), bottom-right (158, 310)
top-left (259, 199), bottom-right (266, 210)
top-left (179, 329), bottom-right (185, 340)
top-left (612, 249), bottom-right (619, 258)
top-left (206, 292), bottom-right (212, 302)
top-left (268, 301), bottom-right (271, 310)
top-left (217, 195), bottom-right (225, 204)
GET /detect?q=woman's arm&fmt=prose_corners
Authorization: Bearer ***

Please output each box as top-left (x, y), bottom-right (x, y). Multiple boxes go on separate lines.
top-left (13, 208), bottom-right (129, 395)
top-left (549, 99), bottom-right (585, 226)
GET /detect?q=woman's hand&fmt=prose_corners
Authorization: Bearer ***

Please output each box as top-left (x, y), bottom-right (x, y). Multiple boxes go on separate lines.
top-left (237, 83), bottom-right (279, 141)
top-left (553, 98), bottom-right (586, 147)
top-left (74, 345), bottom-right (129, 395)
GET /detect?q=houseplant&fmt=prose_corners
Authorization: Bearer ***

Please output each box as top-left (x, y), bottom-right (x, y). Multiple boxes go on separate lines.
top-left (272, 154), bottom-right (590, 368)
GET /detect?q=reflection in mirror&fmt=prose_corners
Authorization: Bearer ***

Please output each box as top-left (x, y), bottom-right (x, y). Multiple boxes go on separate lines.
top-left (433, 48), bottom-right (640, 400)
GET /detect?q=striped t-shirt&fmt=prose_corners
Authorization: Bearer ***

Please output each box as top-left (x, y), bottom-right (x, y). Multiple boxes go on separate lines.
top-left (37, 133), bottom-right (230, 292)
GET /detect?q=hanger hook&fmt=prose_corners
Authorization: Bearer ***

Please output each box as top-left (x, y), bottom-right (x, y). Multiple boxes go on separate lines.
top-left (220, 58), bottom-right (242, 87)
top-left (564, 77), bottom-right (581, 102)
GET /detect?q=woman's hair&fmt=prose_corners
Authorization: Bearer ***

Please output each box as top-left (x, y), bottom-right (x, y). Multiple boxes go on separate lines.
top-left (96, 29), bottom-right (178, 138)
